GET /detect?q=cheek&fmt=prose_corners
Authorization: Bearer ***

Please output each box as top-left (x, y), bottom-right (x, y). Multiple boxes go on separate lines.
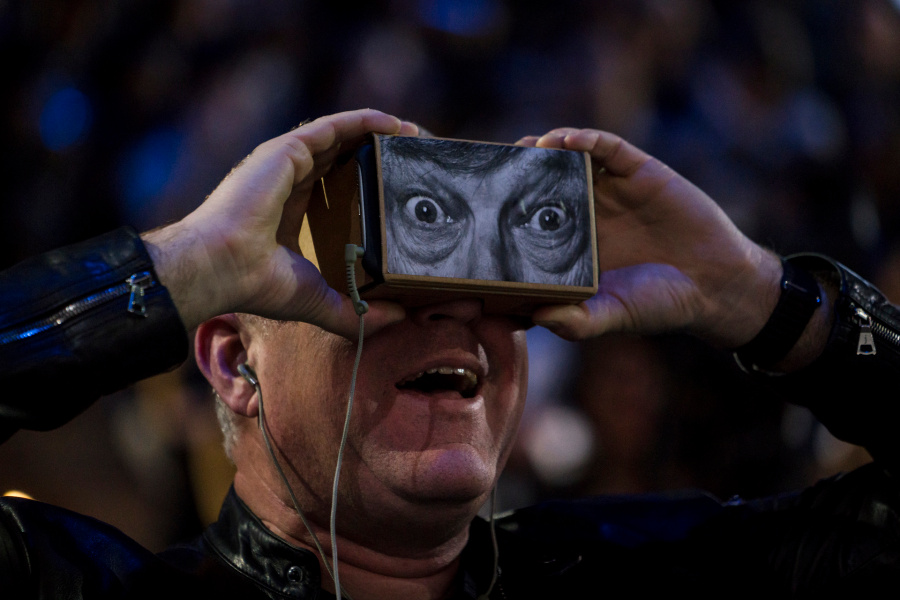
top-left (254, 380), bottom-right (336, 493)
top-left (483, 328), bottom-right (529, 453)
top-left (254, 330), bottom-right (354, 475)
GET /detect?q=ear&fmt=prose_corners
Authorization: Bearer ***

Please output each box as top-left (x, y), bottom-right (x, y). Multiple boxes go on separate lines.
top-left (195, 314), bottom-right (259, 418)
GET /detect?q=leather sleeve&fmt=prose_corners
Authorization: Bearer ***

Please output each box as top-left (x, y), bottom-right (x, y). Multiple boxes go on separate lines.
top-left (0, 228), bottom-right (189, 443)
top-left (765, 254), bottom-right (900, 476)
top-left (0, 502), bottom-right (30, 598)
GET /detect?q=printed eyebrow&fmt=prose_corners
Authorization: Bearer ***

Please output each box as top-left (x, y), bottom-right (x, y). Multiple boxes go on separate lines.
top-left (504, 166), bottom-right (584, 217)
top-left (383, 137), bottom-right (525, 175)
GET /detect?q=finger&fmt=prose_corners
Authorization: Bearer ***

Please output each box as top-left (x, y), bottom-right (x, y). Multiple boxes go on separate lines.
top-left (291, 109), bottom-right (404, 159)
top-left (305, 144), bottom-right (347, 181)
top-left (535, 127), bottom-right (583, 149)
top-left (539, 127), bottom-right (583, 139)
top-left (273, 112), bottom-right (407, 242)
top-left (559, 129), bottom-right (652, 178)
top-left (252, 110), bottom-right (403, 190)
top-left (219, 110), bottom-right (404, 200)
top-left (514, 136), bottom-right (539, 147)
top-left (398, 121), bottom-right (420, 136)
top-left (274, 187), bottom-right (313, 251)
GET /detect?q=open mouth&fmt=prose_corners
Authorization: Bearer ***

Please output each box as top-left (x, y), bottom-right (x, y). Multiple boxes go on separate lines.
top-left (396, 367), bottom-right (479, 399)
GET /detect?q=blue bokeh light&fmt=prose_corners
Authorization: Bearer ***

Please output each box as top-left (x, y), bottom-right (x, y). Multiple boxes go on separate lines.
top-left (416, 0), bottom-right (503, 36)
top-left (118, 128), bottom-right (183, 222)
top-left (39, 87), bottom-right (93, 151)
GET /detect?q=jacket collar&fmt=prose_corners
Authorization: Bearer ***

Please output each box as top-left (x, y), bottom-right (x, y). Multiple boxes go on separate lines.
top-left (203, 488), bottom-right (324, 599)
top-left (200, 488), bottom-right (507, 600)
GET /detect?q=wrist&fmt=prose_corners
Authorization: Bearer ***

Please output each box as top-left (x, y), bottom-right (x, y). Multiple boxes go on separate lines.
top-left (733, 255), bottom-right (837, 374)
top-left (142, 221), bottom-right (230, 330)
top-left (733, 257), bottom-right (822, 370)
top-left (699, 245), bottom-right (783, 348)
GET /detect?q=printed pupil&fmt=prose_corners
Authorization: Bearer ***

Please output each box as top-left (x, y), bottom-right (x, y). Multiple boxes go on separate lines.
top-left (415, 199), bottom-right (437, 223)
top-left (539, 208), bottom-right (561, 231)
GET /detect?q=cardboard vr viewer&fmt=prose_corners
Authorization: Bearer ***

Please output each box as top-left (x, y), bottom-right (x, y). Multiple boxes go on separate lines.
top-left (301, 134), bottom-right (598, 314)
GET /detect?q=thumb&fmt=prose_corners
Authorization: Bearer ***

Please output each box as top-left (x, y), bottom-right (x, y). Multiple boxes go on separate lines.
top-left (532, 300), bottom-right (618, 341)
top-left (302, 280), bottom-right (406, 340)
top-left (534, 264), bottom-right (698, 340)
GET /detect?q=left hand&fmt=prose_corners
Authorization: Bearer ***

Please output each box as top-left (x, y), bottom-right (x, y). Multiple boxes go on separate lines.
top-left (519, 128), bottom-right (782, 348)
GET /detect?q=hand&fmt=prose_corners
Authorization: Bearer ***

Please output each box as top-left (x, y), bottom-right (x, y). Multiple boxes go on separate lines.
top-left (142, 109), bottom-right (418, 336)
top-left (520, 128), bottom-right (782, 348)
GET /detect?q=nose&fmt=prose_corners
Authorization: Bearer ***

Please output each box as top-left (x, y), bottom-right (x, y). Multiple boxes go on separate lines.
top-left (465, 247), bottom-right (505, 281)
top-left (464, 208), bottom-right (519, 282)
top-left (411, 299), bottom-right (484, 326)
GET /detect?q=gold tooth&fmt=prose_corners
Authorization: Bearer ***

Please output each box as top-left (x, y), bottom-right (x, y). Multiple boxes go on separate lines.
top-left (465, 371), bottom-right (477, 390)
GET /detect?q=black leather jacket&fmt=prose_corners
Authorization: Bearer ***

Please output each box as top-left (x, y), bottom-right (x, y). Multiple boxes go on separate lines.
top-left (1, 229), bottom-right (899, 598)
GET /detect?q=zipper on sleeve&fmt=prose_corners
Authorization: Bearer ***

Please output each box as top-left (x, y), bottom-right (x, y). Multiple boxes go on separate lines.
top-left (852, 306), bottom-right (877, 356)
top-left (126, 272), bottom-right (154, 316)
top-left (849, 301), bottom-right (900, 356)
top-left (0, 271), bottom-right (156, 346)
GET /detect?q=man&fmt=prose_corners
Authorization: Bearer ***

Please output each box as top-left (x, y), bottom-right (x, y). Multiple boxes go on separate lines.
top-left (1, 109), bottom-right (899, 598)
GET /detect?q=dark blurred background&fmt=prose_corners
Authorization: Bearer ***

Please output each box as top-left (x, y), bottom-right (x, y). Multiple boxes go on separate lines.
top-left (1, 0), bottom-right (898, 551)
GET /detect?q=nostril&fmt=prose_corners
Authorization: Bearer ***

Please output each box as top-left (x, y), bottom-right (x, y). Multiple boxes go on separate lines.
top-left (413, 299), bottom-right (484, 325)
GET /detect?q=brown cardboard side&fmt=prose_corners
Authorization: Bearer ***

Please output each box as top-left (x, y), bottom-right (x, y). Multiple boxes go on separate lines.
top-left (584, 150), bottom-right (599, 289)
top-left (305, 157), bottom-right (367, 293)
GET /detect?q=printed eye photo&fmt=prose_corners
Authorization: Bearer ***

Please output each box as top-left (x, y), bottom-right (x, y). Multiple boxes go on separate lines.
top-left (380, 137), bottom-right (593, 286)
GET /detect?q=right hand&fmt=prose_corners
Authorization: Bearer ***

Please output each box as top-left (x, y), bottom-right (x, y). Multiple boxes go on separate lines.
top-left (142, 109), bottom-right (419, 336)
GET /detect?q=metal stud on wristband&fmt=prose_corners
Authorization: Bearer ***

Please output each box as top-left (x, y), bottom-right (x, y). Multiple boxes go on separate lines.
top-left (734, 257), bottom-right (822, 371)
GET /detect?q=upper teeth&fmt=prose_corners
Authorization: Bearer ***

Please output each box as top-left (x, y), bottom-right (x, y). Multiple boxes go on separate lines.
top-left (430, 367), bottom-right (466, 376)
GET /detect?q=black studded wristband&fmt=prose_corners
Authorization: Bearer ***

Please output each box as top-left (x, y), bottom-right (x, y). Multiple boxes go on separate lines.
top-left (734, 257), bottom-right (822, 371)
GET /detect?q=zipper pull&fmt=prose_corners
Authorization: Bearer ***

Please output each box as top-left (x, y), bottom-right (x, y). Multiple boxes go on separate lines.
top-left (854, 307), bottom-right (877, 356)
top-left (126, 272), bottom-right (153, 317)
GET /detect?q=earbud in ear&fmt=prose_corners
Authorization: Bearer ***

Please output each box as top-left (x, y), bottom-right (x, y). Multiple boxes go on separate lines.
top-left (237, 363), bottom-right (258, 387)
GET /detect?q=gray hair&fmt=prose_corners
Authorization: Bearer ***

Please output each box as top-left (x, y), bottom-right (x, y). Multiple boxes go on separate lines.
top-left (214, 391), bottom-right (239, 462)
top-left (210, 314), bottom-right (290, 462)
top-left (210, 313), bottom-right (282, 462)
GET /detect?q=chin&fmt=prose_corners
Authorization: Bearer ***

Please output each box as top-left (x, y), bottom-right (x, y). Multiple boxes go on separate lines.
top-left (345, 443), bottom-right (504, 551)
top-left (407, 444), bottom-right (496, 508)
top-left (379, 444), bottom-right (497, 506)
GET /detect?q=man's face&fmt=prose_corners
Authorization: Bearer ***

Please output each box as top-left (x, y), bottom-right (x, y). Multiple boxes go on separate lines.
top-left (381, 138), bottom-right (593, 286)
top-left (249, 301), bottom-right (528, 544)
